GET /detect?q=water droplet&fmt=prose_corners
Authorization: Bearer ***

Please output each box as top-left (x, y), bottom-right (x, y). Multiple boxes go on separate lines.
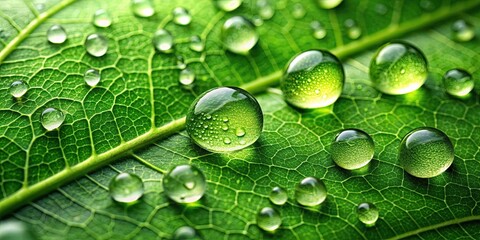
top-left (374, 4), bottom-right (388, 15)
top-left (163, 165), bottom-right (206, 203)
top-left (331, 129), bottom-right (374, 170)
top-left (178, 68), bottom-right (195, 87)
top-left (93, 9), bottom-right (112, 28)
top-left (257, 0), bottom-right (274, 20)
top-left (357, 202), bottom-right (379, 226)
top-left (84, 69), bottom-right (100, 87)
top-left (189, 35), bottom-right (205, 52)
top-left (281, 50), bottom-right (344, 109)
top-left (443, 68), bottom-right (474, 97)
top-left (452, 19), bottom-right (475, 42)
top-left (223, 137), bottom-right (231, 144)
top-left (221, 16), bottom-right (258, 55)
top-left (47, 24), bottom-right (67, 44)
top-left (0, 220), bottom-right (36, 240)
top-left (173, 226), bottom-right (201, 240)
top-left (292, 3), bottom-right (306, 19)
top-left (186, 87), bottom-right (263, 152)
top-left (85, 33), bottom-right (108, 57)
top-left (9, 80), bottom-right (28, 98)
top-left (41, 107), bottom-right (65, 131)
top-left (419, 0), bottom-right (435, 11)
top-left (235, 127), bottom-right (245, 137)
top-left (369, 41), bottom-right (428, 95)
top-left (317, 0), bottom-right (343, 9)
top-left (214, 0), bottom-right (242, 12)
top-left (109, 172), bottom-right (144, 203)
top-left (131, 0), bottom-right (155, 17)
top-left (256, 207), bottom-right (281, 231)
top-left (251, 15), bottom-right (264, 27)
top-left (172, 7), bottom-right (191, 26)
top-left (399, 127), bottom-right (454, 178)
top-left (153, 29), bottom-right (174, 53)
top-left (176, 55), bottom-right (186, 69)
top-left (310, 21), bottom-right (327, 39)
top-left (295, 177), bottom-right (327, 207)
top-left (344, 19), bottom-right (362, 39)
top-left (269, 186), bottom-right (288, 205)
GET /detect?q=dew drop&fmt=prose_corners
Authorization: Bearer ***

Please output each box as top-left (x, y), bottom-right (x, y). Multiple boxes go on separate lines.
top-left (257, 0), bottom-right (274, 20)
top-left (109, 172), bottom-right (144, 203)
top-left (317, 0), bottom-right (343, 9)
top-left (221, 16), bottom-right (258, 55)
top-left (281, 50), bottom-right (344, 109)
top-left (223, 137), bottom-right (231, 144)
top-left (9, 80), bottom-right (28, 98)
top-left (179, 68), bottom-right (195, 87)
top-left (331, 129), bottom-right (374, 170)
top-left (295, 177), bottom-right (327, 207)
top-left (41, 107), bottom-right (65, 131)
top-left (310, 21), bottom-right (327, 39)
top-left (269, 186), bottom-right (288, 205)
top-left (189, 35), bottom-right (205, 52)
top-left (443, 68), bottom-right (474, 97)
top-left (256, 207), bottom-right (281, 231)
top-left (344, 19), bottom-right (362, 39)
top-left (452, 19), bottom-right (475, 42)
top-left (292, 3), bottom-right (306, 19)
top-left (176, 55), bottom-right (186, 69)
top-left (214, 0), bottom-right (242, 12)
top-left (131, 0), bottom-right (155, 17)
top-left (251, 15), bottom-right (264, 27)
top-left (419, 0), bottom-right (435, 11)
top-left (85, 33), bottom-right (108, 57)
top-left (93, 9), bottom-right (112, 28)
top-left (374, 3), bottom-right (388, 15)
top-left (186, 87), bottom-right (263, 152)
top-left (235, 127), bottom-right (246, 137)
top-left (84, 69), bottom-right (100, 87)
top-left (369, 41), bottom-right (428, 95)
top-left (163, 165), bottom-right (206, 203)
top-left (399, 127), bottom-right (454, 178)
top-left (0, 220), bottom-right (36, 240)
top-left (47, 24), bottom-right (67, 44)
top-left (153, 29), bottom-right (174, 53)
top-left (173, 226), bottom-right (201, 240)
top-left (357, 202), bottom-right (379, 226)
top-left (172, 7), bottom-right (191, 26)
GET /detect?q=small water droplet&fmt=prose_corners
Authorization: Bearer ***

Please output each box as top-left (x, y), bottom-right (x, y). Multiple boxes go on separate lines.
top-left (257, 207), bottom-right (281, 231)
top-left (452, 19), bottom-right (475, 42)
top-left (310, 21), bottom-right (326, 39)
top-left (9, 80), bottom-right (28, 98)
top-left (269, 186), bottom-right (288, 205)
top-left (251, 15), bottom-right (264, 27)
top-left (176, 55), bottom-right (186, 69)
top-left (357, 202), bottom-right (379, 226)
top-left (223, 117), bottom-right (229, 122)
top-left (153, 29), bottom-right (174, 53)
top-left (221, 16), bottom-right (258, 55)
top-left (419, 0), bottom-right (435, 11)
top-left (163, 165), bottom-right (206, 203)
top-left (235, 127), bottom-right (245, 137)
top-left (184, 181), bottom-right (196, 190)
top-left (295, 177), bottom-right (327, 207)
top-left (292, 3), bottom-right (306, 19)
top-left (443, 68), bottom-right (474, 97)
top-left (257, 0), bottom-right (274, 20)
top-left (131, 0), bottom-right (155, 17)
top-left (84, 69), bottom-right (101, 87)
top-left (317, 0), bottom-right (343, 9)
top-left (47, 24), bottom-right (67, 44)
top-left (179, 68), bottom-right (195, 86)
top-left (0, 220), bottom-right (36, 240)
top-left (344, 19), bottom-right (362, 39)
top-left (214, 0), bottom-right (242, 12)
top-left (331, 129), bottom-right (374, 170)
top-left (189, 35), bottom-right (205, 52)
top-left (41, 107), bottom-right (65, 131)
top-left (93, 9), bottom-right (112, 28)
top-left (172, 7), bottom-right (191, 26)
top-left (224, 137), bottom-right (231, 144)
top-left (173, 226), bottom-right (201, 240)
top-left (85, 33), bottom-right (108, 57)
top-left (109, 173), bottom-right (144, 203)
top-left (374, 3), bottom-right (388, 15)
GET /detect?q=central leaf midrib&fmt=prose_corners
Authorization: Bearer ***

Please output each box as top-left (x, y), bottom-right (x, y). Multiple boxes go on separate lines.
top-left (1, 2), bottom-right (479, 228)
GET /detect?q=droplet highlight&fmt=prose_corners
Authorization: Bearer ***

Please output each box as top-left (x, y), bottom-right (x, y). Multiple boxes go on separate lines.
top-left (41, 107), bottom-right (65, 131)
top-left (163, 165), bottom-right (206, 203)
top-left (179, 68), bottom-right (195, 86)
top-left (257, 0), bottom-right (274, 20)
top-left (109, 172), bottom-right (144, 203)
top-left (189, 35), bottom-right (205, 52)
top-left (93, 9), bottom-right (112, 28)
top-left (292, 3), bottom-right (306, 19)
top-left (344, 19), bottom-right (362, 39)
top-left (153, 29), bottom-right (174, 53)
top-left (452, 19), bottom-right (475, 42)
top-left (331, 129), bottom-right (374, 170)
top-left (317, 0), bottom-right (343, 9)
top-left (221, 16), bottom-right (258, 55)
top-left (131, 0), bottom-right (155, 17)
top-left (310, 21), bottom-right (327, 39)
top-left (0, 220), bottom-right (36, 240)
top-left (214, 0), bottom-right (242, 12)
top-left (172, 7), bottom-right (191, 26)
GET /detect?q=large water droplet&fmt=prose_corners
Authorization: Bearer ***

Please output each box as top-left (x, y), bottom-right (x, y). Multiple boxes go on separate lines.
top-left (281, 50), bottom-right (344, 109)
top-left (173, 226), bottom-right (201, 240)
top-left (109, 172), bottom-right (144, 203)
top-left (357, 202), bottom-right (379, 226)
top-left (331, 129), bottom-right (374, 170)
top-left (9, 80), bottom-right (28, 98)
top-left (41, 107), bottom-right (65, 131)
top-left (452, 19), bottom-right (475, 42)
top-left (344, 19), bottom-right (362, 39)
top-left (399, 127), bottom-right (454, 178)
top-left (47, 24), bottom-right (67, 44)
top-left (172, 7), bottom-right (191, 26)
top-left (153, 29), bottom-right (174, 53)
top-left (214, 0), bottom-right (242, 12)
top-left (163, 165), bottom-right (206, 203)
top-left (369, 41), bottom-right (428, 95)
top-left (93, 9), bottom-right (112, 28)
top-left (179, 68), bottom-right (195, 86)
top-left (85, 33), bottom-right (108, 57)
top-left (257, 0), bottom-right (274, 20)
top-left (256, 207), bottom-right (281, 231)
top-left (269, 186), bottom-right (288, 205)
top-left (189, 35), bottom-right (205, 52)
top-left (310, 21), bottom-right (327, 39)
top-left (443, 68), bottom-right (474, 97)
top-left (317, 0), bottom-right (343, 9)
top-left (0, 220), bottom-right (36, 240)
top-left (186, 87), bottom-right (263, 152)
top-left (221, 16), bottom-right (258, 55)
top-left (295, 177), bottom-right (327, 207)
top-left (292, 3), bottom-right (306, 19)
top-left (84, 69), bottom-right (100, 87)
top-left (131, 0), bottom-right (155, 17)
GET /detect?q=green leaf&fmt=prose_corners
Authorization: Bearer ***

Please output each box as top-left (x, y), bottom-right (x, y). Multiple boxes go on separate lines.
top-left (1, 0), bottom-right (480, 239)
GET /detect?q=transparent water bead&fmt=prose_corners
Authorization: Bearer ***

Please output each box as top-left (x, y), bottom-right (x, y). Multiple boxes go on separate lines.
top-left (331, 129), bottom-right (375, 170)
top-left (85, 33), bottom-right (108, 57)
top-left (163, 165), bottom-right (206, 203)
top-left (292, 3), bottom-right (306, 19)
top-left (47, 24), bottom-right (67, 44)
top-left (9, 80), bottom-right (28, 98)
top-left (399, 127), bottom-right (454, 178)
top-left (295, 177), bottom-right (327, 207)
top-left (93, 9), bottom-right (112, 28)
top-left (84, 69), bottom-right (100, 87)
top-left (443, 68), bottom-right (474, 97)
top-left (179, 68), bottom-right (195, 86)
top-left (41, 107), bottom-right (65, 131)
top-left (189, 35), bottom-right (205, 52)
top-left (344, 19), bottom-right (362, 39)
top-left (256, 207), bottom-right (281, 231)
top-left (0, 220), bottom-right (36, 240)
top-left (357, 202), bottom-right (379, 226)
top-left (153, 29), bottom-right (174, 53)
top-left (310, 21), bottom-right (327, 39)
top-left (269, 186), bottom-right (288, 205)
top-left (173, 226), bottom-right (201, 240)
top-left (281, 49), bottom-right (344, 109)
top-left (257, 0), bottom-right (274, 20)
top-left (221, 16), bottom-right (258, 55)
top-left (214, 0), bottom-right (242, 12)
top-left (317, 0), bottom-right (343, 9)
top-left (186, 86), bottom-right (263, 152)
top-left (176, 55), bottom-right (186, 69)
top-left (369, 41), bottom-right (428, 95)
top-left (109, 173), bottom-right (144, 203)
top-left (172, 7), bottom-right (191, 26)
top-left (452, 19), bottom-right (475, 42)
top-left (131, 0), bottom-right (155, 17)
